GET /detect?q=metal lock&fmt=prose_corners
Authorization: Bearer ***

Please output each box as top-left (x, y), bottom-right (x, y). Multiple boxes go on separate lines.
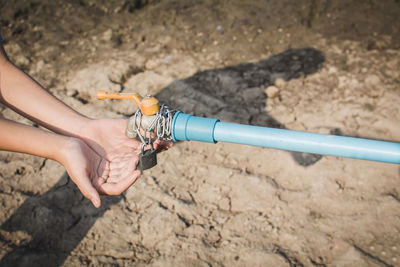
top-left (138, 145), bottom-right (157, 171)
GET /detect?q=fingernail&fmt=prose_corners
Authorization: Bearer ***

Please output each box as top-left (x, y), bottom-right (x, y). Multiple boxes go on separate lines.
top-left (92, 198), bottom-right (100, 208)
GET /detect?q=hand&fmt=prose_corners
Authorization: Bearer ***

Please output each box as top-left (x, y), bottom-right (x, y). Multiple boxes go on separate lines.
top-left (76, 118), bottom-right (173, 204)
top-left (78, 118), bottom-right (173, 159)
top-left (58, 137), bottom-right (121, 208)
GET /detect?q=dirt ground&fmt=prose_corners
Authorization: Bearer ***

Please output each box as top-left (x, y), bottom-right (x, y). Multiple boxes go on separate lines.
top-left (0, 0), bottom-right (400, 266)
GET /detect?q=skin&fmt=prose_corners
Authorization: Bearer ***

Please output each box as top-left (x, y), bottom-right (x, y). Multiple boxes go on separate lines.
top-left (0, 42), bottom-right (172, 208)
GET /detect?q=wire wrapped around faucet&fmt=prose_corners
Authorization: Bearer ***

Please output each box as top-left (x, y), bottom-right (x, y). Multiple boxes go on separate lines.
top-left (132, 104), bottom-right (177, 146)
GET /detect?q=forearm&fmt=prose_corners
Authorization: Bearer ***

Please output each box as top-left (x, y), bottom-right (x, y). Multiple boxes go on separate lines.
top-left (0, 49), bottom-right (90, 136)
top-left (0, 117), bottom-right (68, 162)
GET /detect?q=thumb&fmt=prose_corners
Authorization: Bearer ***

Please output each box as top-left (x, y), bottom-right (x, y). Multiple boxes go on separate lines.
top-left (75, 174), bottom-right (101, 208)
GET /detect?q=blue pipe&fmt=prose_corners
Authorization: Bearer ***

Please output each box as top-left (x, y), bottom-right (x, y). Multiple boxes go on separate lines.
top-left (171, 112), bottom-right (400, 164)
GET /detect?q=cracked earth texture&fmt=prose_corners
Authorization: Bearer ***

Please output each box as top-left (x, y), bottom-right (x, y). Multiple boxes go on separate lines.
top-left (0, 0), bottom-right (400, 266)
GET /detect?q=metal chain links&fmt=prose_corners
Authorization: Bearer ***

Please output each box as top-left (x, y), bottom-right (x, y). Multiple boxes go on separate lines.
top-left (132, 104), bottom-right (176, 147)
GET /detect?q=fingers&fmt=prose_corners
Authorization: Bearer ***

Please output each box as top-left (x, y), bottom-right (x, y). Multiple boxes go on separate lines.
top-left (92, 158), bottom-right (110, 190)
top-left (73, 172), bottom-right (102, 208)
top-left (154, 140), bottom-right (174, 153)
top-left (98, 158), bottom-right (110, 181)
top-left (138, 128), bottom-right (157, 139)
top-left (98, 170), bottom-right (141, 195)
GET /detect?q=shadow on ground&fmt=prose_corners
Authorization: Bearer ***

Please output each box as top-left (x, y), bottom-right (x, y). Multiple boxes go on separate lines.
top-left (0, 173), bottom-right (122, 267)
top-left (157, 47), bottom-right (325, 166)
top-left (0, 47), bottom-right (325, 267)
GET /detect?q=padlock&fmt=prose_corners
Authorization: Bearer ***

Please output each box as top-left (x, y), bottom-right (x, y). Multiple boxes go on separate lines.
top-left (138, 146), bottom-right (157, 171)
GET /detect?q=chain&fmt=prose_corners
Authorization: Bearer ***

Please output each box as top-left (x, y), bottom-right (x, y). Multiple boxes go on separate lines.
top-left (132, 104), bottom-right (176, 147)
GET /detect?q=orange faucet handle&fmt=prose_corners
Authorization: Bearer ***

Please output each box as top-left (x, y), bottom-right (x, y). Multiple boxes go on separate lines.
top-left (97, 91), bottom-right (142, 102)
top-left (96, 91), bottom-right (160, 116)
top-left (139, 95), bottom-right (160, 116)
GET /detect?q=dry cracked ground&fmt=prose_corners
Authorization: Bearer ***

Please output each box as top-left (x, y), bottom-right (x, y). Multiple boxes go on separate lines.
top-left (0, 0), bottom-right (400, 266)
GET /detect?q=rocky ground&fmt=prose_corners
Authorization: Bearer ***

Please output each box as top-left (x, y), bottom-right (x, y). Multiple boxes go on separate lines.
top-left (0, 0), bottom-right (399, 266)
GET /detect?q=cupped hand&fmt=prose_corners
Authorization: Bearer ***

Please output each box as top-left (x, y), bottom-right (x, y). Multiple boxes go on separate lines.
top-left (59, 137), bottom-right (134, 208)
top-left (75, 118), bottom-right (173, 204)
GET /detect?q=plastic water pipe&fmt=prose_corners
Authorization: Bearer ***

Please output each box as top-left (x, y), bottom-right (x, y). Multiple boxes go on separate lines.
top-left (171, 112), bottom-right (400, 164)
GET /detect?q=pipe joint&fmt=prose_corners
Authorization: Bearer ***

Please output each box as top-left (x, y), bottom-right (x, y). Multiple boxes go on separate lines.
top-left (172, 112), bottom-right (219, 143)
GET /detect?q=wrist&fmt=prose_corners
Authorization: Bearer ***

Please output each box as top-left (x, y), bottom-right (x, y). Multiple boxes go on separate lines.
top-left (0, 118), bottom-right (81, 163)
top-left (54, 136), bottom-right (83, 165)
top-left (75, 117), bottom-right (94, 138)
top-left (77, 118), bottom-right (128, 141)
top-left (63, 114), bottom-right (92, 139)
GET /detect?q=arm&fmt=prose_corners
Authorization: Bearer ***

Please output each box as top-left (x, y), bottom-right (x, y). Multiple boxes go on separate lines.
top-left (0, 118), bottom-right (102, 207)
top-left (0, 117), bottom-right (69, 161)
top-left (0, 118), bottom-right (142, 207)
top-left (0, 45), bottom-right (90, 137)
top-left (0, 42), bottom-right (172, 206)
top-left (0, 44), bottom-right (171, 156)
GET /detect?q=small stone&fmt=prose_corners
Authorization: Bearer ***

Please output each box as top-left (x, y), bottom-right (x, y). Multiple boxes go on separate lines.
top-left (280, 113), bottom-right (295, 124)
top-left (35, 60), bottom-right (45, 71)
top-left (145, 58), bottom-right (160, 69)
top-left (66, 90), bottom-right (77, 97)
top-left (392, 257), bottom-right (397, 262)
top-left (14, 55), bottom-right (30, 67)
top-left (328, 66), bottom-right (338, 74)
top-left (221, 240), bottom-right (230, 246)
top-left (218, 197), bottom-right (230, 210)
top-left (214, 153), bottom-right (224, 162)
top-left (264, 86), bottom-right (279, 98)
top-left (163, 55), bottom-right (173, 63)
top-left (102, 29), bottom-right (113, 41)
top-left (365, 74), bottom-right (381, 87)
top-left (274, 78), bottom-right (286, 88)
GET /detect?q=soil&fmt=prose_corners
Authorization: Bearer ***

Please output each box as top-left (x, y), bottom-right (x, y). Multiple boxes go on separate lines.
top-left (1, 0), bottom-right (400, 266)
